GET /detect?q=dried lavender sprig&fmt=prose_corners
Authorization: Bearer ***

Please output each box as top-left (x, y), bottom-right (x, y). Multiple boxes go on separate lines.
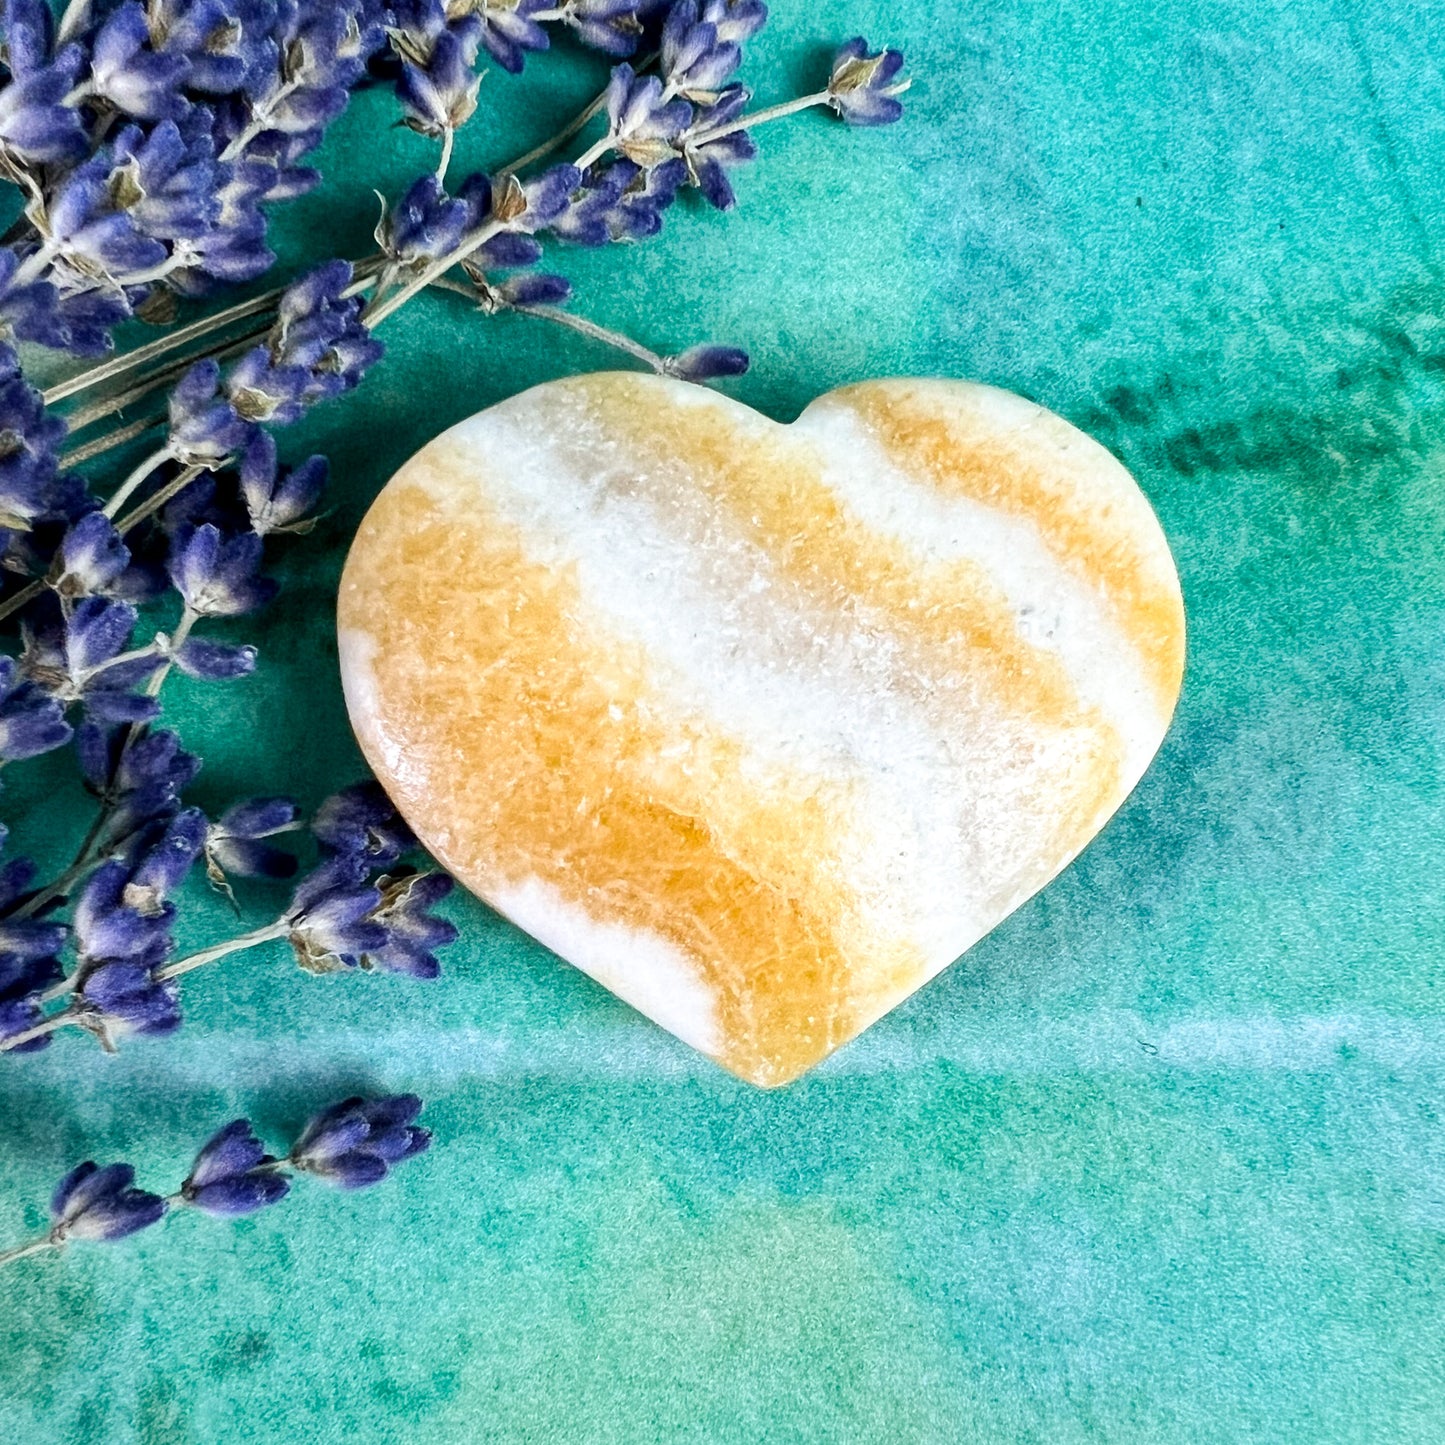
top-left (430, 272), bottom-right (746, 380)
top-left (0, 0), bottom-right (393, 358)
top-left (2, 783), bottom-right (456, 1054)
top-left (0, 1095), bottom-right (431, 1267)
top-left (42, 257), bottom-right (389, 418)
top-left (60, 30), bottom-right (906, 402)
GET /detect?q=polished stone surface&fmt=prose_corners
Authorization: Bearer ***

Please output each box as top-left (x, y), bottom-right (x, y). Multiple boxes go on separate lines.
top-left (339, 373), bottom-right (1185, 1084)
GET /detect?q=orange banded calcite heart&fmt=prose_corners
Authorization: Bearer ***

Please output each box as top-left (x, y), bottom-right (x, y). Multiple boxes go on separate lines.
top-left (338, 374), bottom-right (1185, 1086)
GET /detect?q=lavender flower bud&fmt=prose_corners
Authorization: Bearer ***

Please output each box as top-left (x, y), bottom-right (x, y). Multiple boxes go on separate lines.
top-left (2, 0), bottom-right (57, 75)
top-left (467, 0), bottom-right (550, 74)
top-left (676, 82), bottom-right (754, 209)
top-left (0, 995), bottom-right (49, 1051)
top-left (169, 357), bottom-right (259, 465)
top-left (285, 851), bottom-right (386, 971)
top-left (206, 795), bottom-right (300, 883)
top-left (182, 1119), bottom-right (290, 1216)
top-left (826, 39), bottom-right (908, 127)
top-left (50, 1162), bottom-right (167, 1243)
top-left (76, 723), bottom-right (200, 842)
top-left (560, 0), bottom-right (643, 57)
top-left (167, 523), bottom-right (277, 617)
top-left (377, 175), bottom-right (469, 267)
top-left (494, 270), bottom-right (571, 307)
top-left (75, 958), bottom-right (181, 1038)
top-left (20, 595), bottom-right (164, 723)
top-left (660, 0), bottom-right (740, 103)
top-left (49, 512), bottom-right (131, 598)
top-left (290, 1094), bottom-right (431, 1189)
top-left (45, 148), bottom-right (171, 285)
top-left (171, 637), bottom-right (257, 681)
top-left (311, 781), bottom-right (415, 864)
top-left (0, 343), bottom-right (69, 530)
top-left (0, 250), bottom-right (68, 353)
top-left (364, 870), bottom-right (456, 978)
top-left (0, 46), bottom-right (88, 164)
top-left (88, 2), bottom-right (191, 121)
top-left (0, 833), bottom-right (65, 1051)
top-left (69, 811), bottom-right (205, 1044)
top-left (603, 64), bottom-right (692, 165)
top-left (149, 0), bottom-right (280, 96)
top-left (551, 158), bottom-right (685, 246)
top-left (664, 342), bottom-right (749, 382)
top-left (701, 0), bottom-right (767, 45)
top-left (237, 434), bottom-right (327, 536)
top-left (0, 653), bottom-right (69, 762)
top-left (108, 122), bottom-right (220, 243)
top-left (392, 3), bottom-right (483, 138)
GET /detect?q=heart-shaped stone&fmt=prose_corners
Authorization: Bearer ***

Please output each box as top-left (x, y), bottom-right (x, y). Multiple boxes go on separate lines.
top-left (338, 374), bottom-right (1185, 1086)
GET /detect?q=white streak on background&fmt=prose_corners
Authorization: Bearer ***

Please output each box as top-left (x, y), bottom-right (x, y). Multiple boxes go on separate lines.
top-left (13, 1013), bottom-right (1445, 1093)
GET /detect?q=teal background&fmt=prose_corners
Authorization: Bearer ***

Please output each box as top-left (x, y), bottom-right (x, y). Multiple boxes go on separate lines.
top-left (4, 1), bottom-right (1445, 1440)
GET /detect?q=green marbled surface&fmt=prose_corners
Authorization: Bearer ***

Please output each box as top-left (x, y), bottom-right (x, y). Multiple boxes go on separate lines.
top-left (2, 1), bottom-right (1444, 1440)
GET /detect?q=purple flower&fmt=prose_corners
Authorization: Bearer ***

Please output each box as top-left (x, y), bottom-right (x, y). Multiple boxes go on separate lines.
top-left (472, 0), bottom-right (549, 73)
top-left (285, 850), bottom-right (386, 971)
top-left (74, 957), bottom-right (181, 1038)
top-left (72, 810), bottom-right (204, 962)
top-left (57, 595), bottom-right (145, 674)
top-left (218, 261), bottom-right (381, 425)
top-left (47, 286), bottom-right (132, 357)
top-left (238, 434), bottom-right (327, 536)
top-left (0, 995), bottom-right (49, 1050)
top-left (71, 810), bottom-right (202, 960)
top-left (0, 46), bottom-right (88, 164)
top-left (167, 523), bottom-right (277, 617)
top-left (0, 343), bottom-right (69, 530)
top-left (679, 83), bottom-right (754, 209)
top-left (182, 1119), bottom-right (290, 1216)
top-left (558, 0), bottom-right (643, 57)
top-left (1, 0), bottom-right (57, 76)
top-left (311, 781), bottom-right (414, 865)
top-left (827, 39), bottom-right (908, 127)
top-left (660, 0), bottom-right (740, 102)
top-left (468, 230), bottom-right (542, 270)
top-left (168, 358), bottom-right (259, 465)
top-left (206, 795), bottom-right (300, 884)
top-left (0, 652), bottom-right (70, 762)
top-left (701, 0), bottom-right (767, 45)
top-left (45, 149), bottom-right (170, 286)
top-left (290, 1094), bottom-right (431, 1189)
top-left (365, 870), bottom-right (456, 978)
top-left (0, 248), bottom-right (68, 352)
top-left (172, 636), bottom-right (257, 680)
top-left (148, 0), bottom-right (283, 96)
top-left (663, 342), bottom-right (749, 382)
top-left (516, 164), bottom-right (583, 230)
top-left (89, 2), bottom-right (192, 120)
top-left (20, 595), bottom-right (163, 723)
top-left (392, 3), bottom-right (482, 138)
top-left (0, 828), bottom-right (66, 1052)
top-left (76, 724), bottom-right (200, 842)
top-left (491, 270), bottom-right (572, 308)
top-left (603, 63), bottom-right (692, 165)
top-left (552, 157), bottom-right (684, 245)
top-left (69, 811), bottom-right (205, 1044)
top-left (50, 1162), bottom-right (167, 1243)
top-left (377, 174), bottom-right (469, 267)
top-left (108, 122), bottom-right (220, 243)
top-left (49, 511), bottom-right (131, 598)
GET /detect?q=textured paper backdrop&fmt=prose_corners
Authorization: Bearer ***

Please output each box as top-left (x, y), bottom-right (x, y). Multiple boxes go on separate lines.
top-left (2, 1), bottom-right (1444, 1440)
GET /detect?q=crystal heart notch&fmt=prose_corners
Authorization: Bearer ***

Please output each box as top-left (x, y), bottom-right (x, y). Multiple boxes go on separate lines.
top-left (338, 375), bottom-right (1186, 1086)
